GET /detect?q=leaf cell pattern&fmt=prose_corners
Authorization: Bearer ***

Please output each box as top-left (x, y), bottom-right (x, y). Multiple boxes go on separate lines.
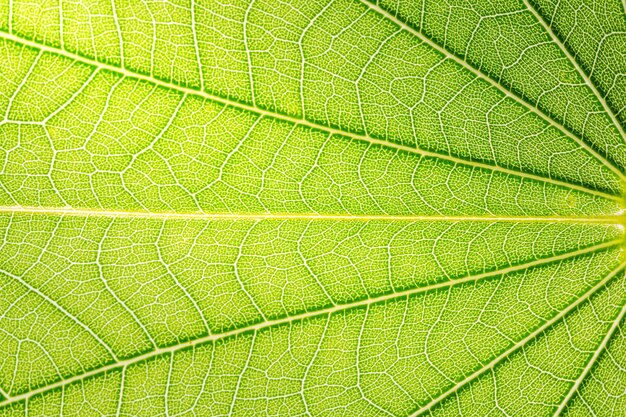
top-left (0, 0), bottom-right (625, 415)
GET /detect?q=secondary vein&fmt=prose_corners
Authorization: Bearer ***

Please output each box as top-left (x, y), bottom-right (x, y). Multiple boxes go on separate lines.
top-left (360, 0), bottom-right (626, 182)
top-left (0, 30), bottom-right (621, 202)
top-left (522, 0), bottom-right (626, 144)
top-left (0, 238), bottom-right (621, 406)
top-left (553, 294), bottom-right (626, 416)
top-left (409, 259), bottom-right (626, 417)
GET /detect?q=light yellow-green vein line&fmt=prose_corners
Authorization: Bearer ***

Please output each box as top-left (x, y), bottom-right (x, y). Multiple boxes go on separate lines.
top-left (0, 206), bottom-right (625, 225)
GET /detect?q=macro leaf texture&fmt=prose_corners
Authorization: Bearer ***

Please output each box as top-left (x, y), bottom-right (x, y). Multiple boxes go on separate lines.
top-left (0, 0), bottom-right (625, 415)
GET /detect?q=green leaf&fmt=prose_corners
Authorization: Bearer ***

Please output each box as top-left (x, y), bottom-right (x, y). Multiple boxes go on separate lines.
top-left (0, 0), bottom-right (625, 415)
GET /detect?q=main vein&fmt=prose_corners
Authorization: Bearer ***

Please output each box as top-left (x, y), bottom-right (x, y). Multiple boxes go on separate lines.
top-left (0, 206), bottom-right (625, 225)
top-left (0, 30), bottom-right (622, 201)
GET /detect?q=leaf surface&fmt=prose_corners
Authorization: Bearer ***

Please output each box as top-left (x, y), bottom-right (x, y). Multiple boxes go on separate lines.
top-left (0, 0), bottom-right (625, 415)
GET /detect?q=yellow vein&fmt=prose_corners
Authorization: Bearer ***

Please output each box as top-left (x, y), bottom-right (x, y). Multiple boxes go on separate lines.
top-left (360, 0), bottom-right (626, 182)
top-left (0, 239), bottom-right (621, 406)
top-left (0, 30), bottom-right (621, 202)
top-left (522, 0), bottom-right (626, 144)
top-left (0, 206), bottom-right (625, 225)
top-left (410, 259), bottom-right (626, 417)
top-left (554, 295), bottom-right (626, 416)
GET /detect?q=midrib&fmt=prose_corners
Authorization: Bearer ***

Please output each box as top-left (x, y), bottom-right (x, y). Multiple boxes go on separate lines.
top-left (0, 205), bottom-right (624, 225)
top-left (1, 22), bottom-right (625, 411)
top-left (0, 238), bottom-right (622, 407)
top-left (0, 30), bottom-right (622, 202)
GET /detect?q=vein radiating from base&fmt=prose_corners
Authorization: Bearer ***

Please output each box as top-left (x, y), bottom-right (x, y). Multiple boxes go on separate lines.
top-left (0, 0), bottom-right (624, 415)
